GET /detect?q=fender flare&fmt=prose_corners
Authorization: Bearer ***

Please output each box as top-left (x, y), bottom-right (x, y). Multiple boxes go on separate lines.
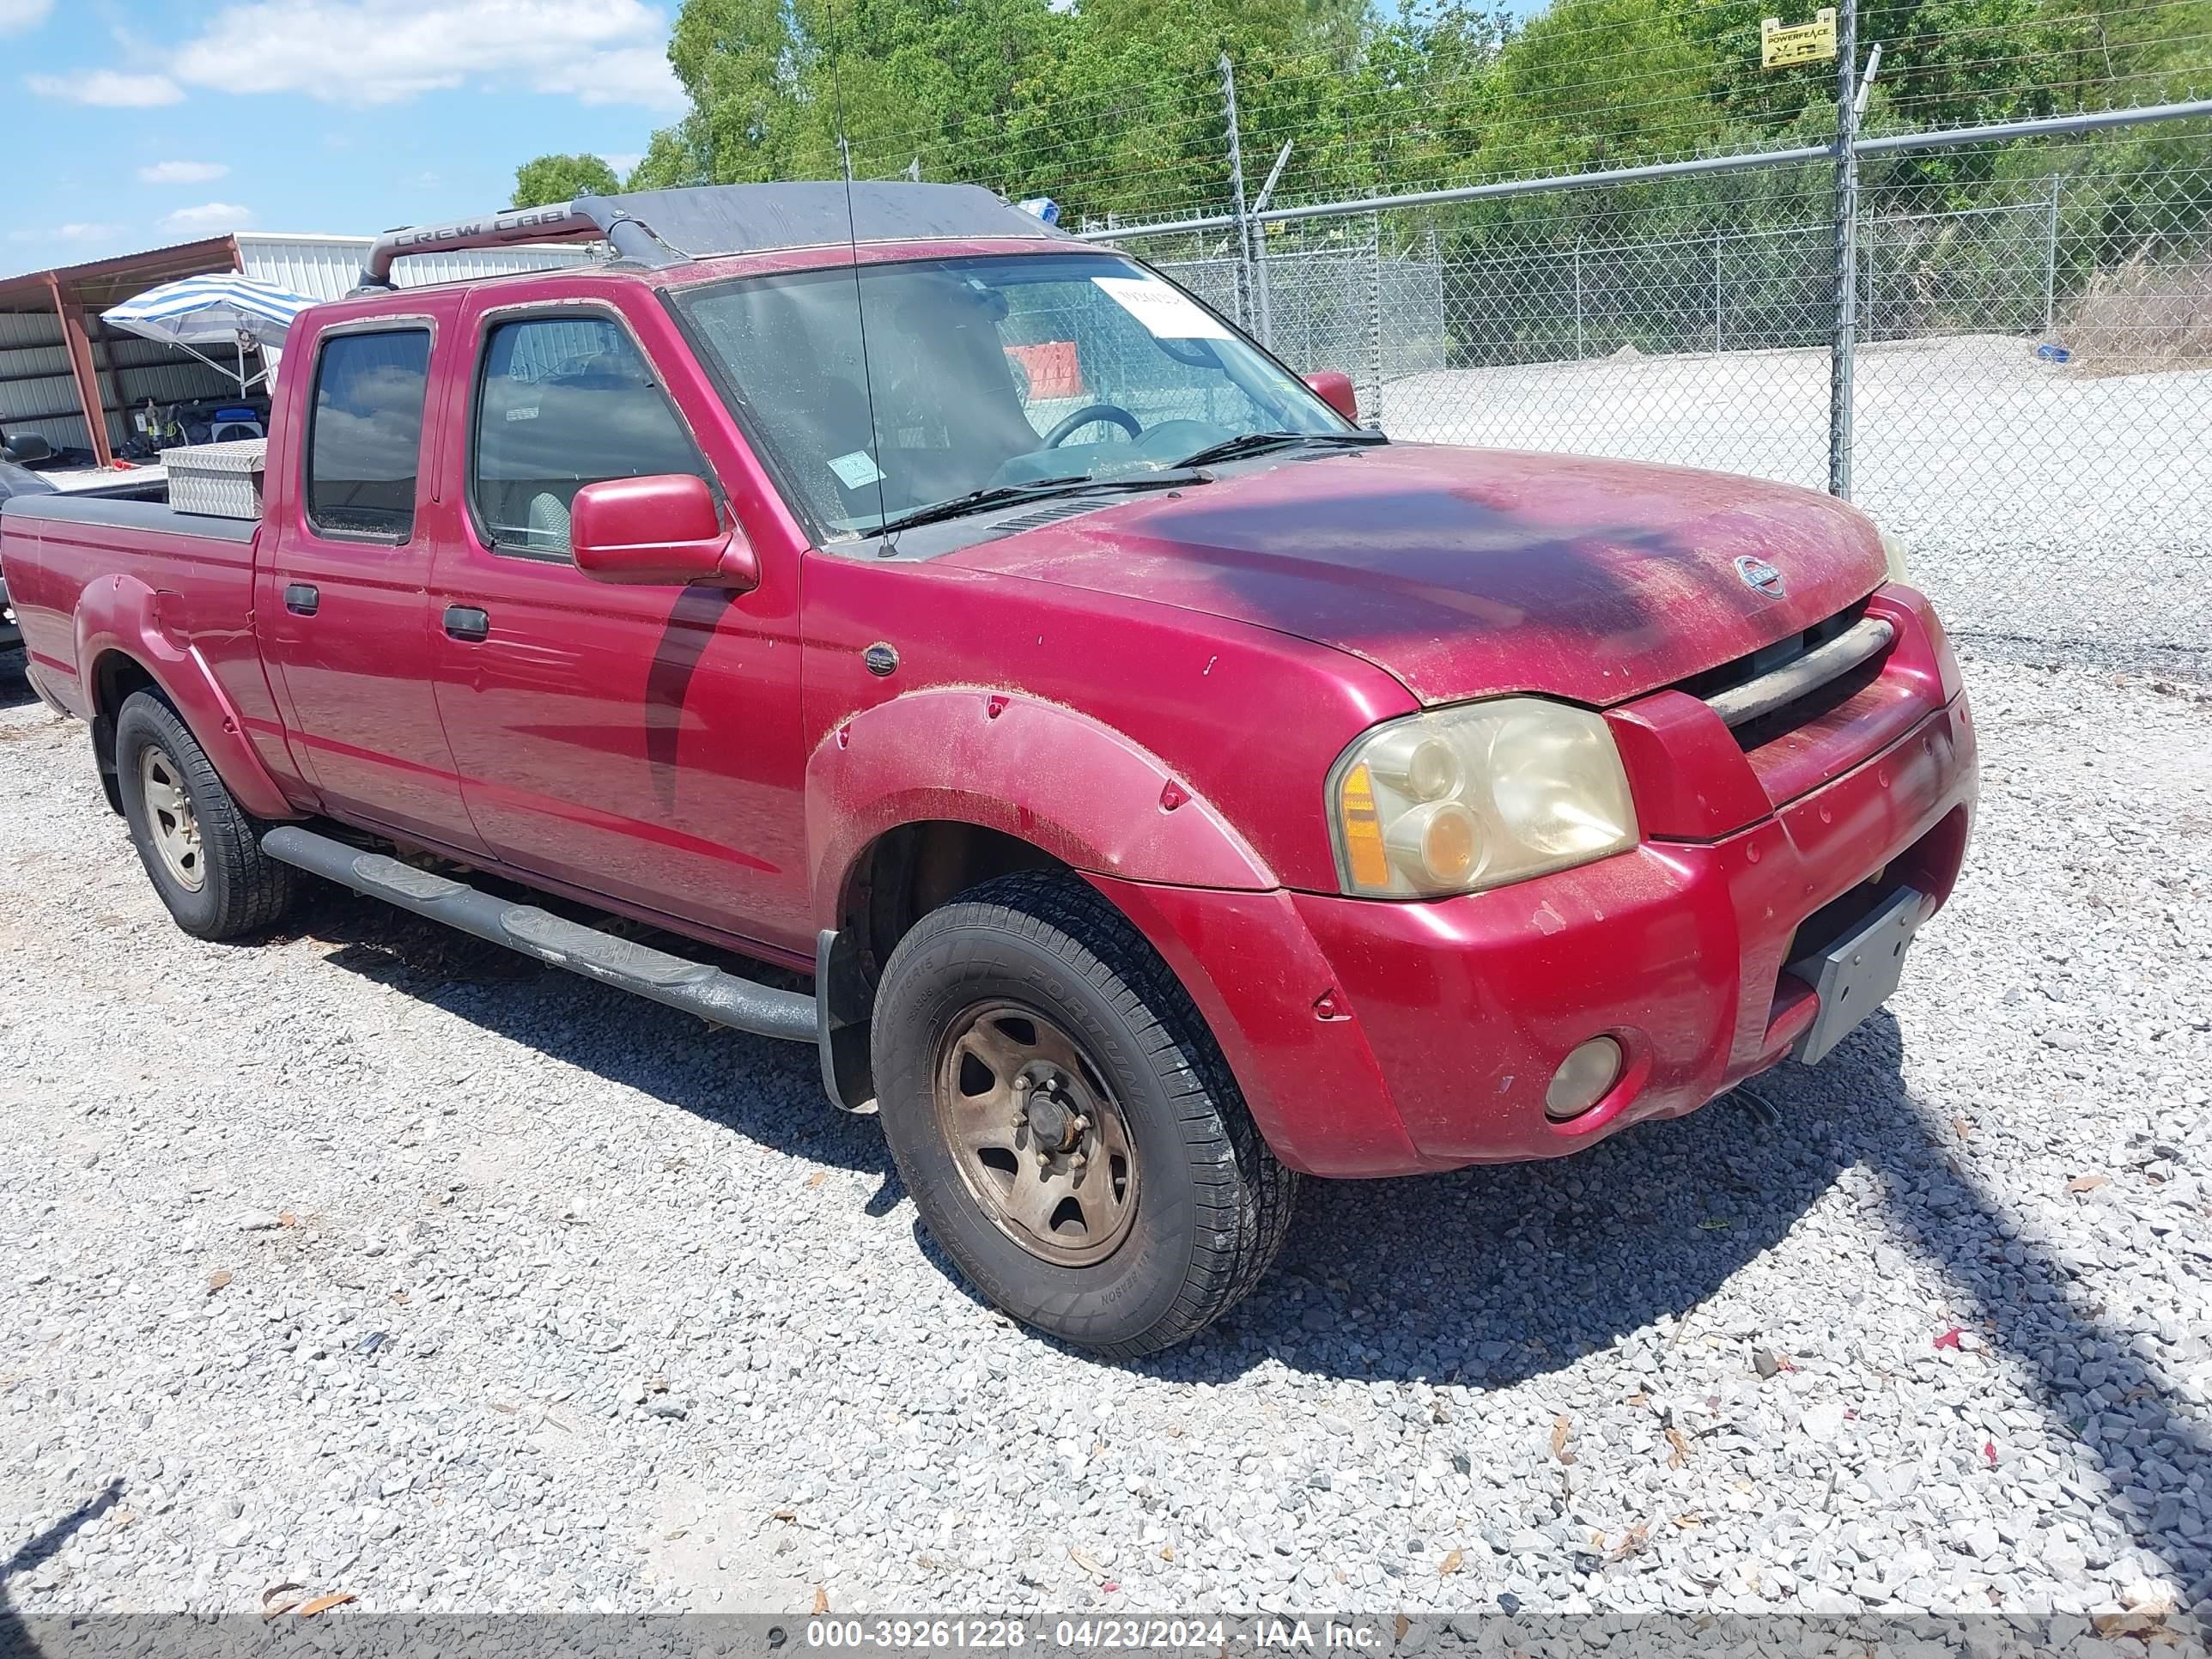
top-left (806, 686), bottom-right (1275, 929)
top-left (76, 574), bottom-right (296, 822)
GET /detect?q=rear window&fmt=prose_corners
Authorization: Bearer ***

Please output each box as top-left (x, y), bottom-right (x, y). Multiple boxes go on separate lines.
top-left (305, 328), bottom-right (431, 539)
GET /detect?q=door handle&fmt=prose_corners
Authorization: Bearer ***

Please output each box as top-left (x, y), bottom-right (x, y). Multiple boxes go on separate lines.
top-left (443, 605), bottom-right (490, 642)
top-left (283, 583), bottom-right (319, 617)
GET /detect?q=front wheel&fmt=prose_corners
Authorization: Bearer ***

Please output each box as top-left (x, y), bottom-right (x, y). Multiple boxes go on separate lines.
top-left (114, 690), bottom-right (295, 940)
top-left (871, 870), bottom-right (1297, 1357)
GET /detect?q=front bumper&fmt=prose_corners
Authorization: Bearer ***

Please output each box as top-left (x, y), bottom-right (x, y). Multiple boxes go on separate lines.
top-left (1093, 594), bottom-right (1978, 1178)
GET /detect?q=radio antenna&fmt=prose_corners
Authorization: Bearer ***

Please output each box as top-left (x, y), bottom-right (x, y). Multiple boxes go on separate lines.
top-left (822, 0), bottom-right (890, 539)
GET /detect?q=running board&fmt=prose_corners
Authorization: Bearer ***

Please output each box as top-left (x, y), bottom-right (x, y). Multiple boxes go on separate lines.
top-left (260, 826), bottom-right (817, 1043)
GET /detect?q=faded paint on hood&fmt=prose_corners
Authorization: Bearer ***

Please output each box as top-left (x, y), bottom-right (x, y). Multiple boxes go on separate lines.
top-left (945, 443), bottom-right (1887, 706)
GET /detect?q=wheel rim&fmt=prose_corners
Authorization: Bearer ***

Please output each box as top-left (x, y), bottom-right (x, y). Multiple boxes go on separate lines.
top-left (933, 1000), bottom-right (1139, 1267)
top-left (138, 744), bottom-right (205, 892)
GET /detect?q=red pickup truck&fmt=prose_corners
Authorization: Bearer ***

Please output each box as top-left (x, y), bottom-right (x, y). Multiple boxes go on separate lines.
top-left (0, 184), bottom-right (1977, 1356)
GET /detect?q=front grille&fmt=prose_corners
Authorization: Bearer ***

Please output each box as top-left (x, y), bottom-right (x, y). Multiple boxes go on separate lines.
top-left (1676, 599), bottom-right (1870, 710)
top-left (1723, 632), bottom-right (1893, 753)
top-left (1674, 595), bottom-right (1916, 805)
top-left (1673, 598), bottom-right (1900, 751)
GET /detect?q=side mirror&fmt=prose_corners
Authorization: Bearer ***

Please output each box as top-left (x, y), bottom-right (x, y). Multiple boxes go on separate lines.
top-left (1303, 370), bottom-right (1360, 424)
top-left (2, 432), bottom-right (53, 465)
top-left (571, 473), bottom-right (758, 590)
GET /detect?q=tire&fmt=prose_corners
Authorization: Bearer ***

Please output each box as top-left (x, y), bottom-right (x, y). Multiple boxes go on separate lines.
top-left (114, 690), bottom-right (295, 940)
top-left (871, 869), bottom-right (1298, 1357)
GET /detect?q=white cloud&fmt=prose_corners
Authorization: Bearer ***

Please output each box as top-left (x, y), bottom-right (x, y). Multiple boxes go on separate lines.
top-left (599, 152), bottom-right (645, 175)
top-left (161, 201), bottom-right (255, 234)
top-left (172, 1), bottom-right (682, 110)
top-left (7, 222), bottom-right (125, 246)
top-left (139, 160), bottom-right (231, 185)
top-left (0, 0), bottom-right (54, 35)
top-left (536, 44), bottom-right (682, 109)
top-left (27, 68), bottom-right (185, 106)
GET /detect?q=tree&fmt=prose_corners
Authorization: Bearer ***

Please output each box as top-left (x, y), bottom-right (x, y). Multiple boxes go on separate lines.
top-left (618, 0), bottom-right (1397, 225)
top-left (512, 0), bottom-right (2198, 259)
top-left (511, 153), bottom-right (623, 209)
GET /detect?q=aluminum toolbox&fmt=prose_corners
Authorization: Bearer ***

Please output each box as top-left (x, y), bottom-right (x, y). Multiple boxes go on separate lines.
top-left (164, 440), bottom-right (266, 520)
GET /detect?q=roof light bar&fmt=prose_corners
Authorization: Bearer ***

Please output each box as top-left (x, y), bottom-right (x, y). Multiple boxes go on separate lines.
top-left (353, 200), bottom-right (641, 292)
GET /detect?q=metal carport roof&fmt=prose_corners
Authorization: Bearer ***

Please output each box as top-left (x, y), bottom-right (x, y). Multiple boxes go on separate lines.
top-left (0, 235), bottom-right (241, 470)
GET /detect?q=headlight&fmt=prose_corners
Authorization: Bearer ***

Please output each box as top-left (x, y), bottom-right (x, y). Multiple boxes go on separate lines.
top-left (1879, 529), bottom-right (1912, 585)
top-left (1328, 697), bottom-right (1639, 898)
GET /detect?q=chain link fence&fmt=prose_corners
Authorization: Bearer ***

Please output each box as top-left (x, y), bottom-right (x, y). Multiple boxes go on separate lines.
top-left (1108, 122), bottom-right (2212, 678)
top-left (1154, 236), bottom-right (1447, 420)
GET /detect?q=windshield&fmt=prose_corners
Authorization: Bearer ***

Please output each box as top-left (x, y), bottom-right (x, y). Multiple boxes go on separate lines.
top-left (672, 252), bottom-right (1352, 538)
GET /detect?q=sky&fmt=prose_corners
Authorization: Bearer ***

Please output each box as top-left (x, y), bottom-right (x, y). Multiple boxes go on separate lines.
top-left (3, 0), bottom-right (682, 278)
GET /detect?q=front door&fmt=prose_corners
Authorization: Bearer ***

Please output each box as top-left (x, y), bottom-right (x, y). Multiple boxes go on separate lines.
top-left (258, 299), bottom-right (488, 854)
top-left (423, 298), bottom-right (809, 956)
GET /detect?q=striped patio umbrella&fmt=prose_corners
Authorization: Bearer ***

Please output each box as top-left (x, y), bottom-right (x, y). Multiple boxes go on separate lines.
top-left (101, 273), bottom-right (315, 393)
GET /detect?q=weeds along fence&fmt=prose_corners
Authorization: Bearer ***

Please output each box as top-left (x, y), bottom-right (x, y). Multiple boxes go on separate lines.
top-left (1089, 114), bottom-right (2212, 678)
top-left (1437, 194), bottom-right (2062, 366)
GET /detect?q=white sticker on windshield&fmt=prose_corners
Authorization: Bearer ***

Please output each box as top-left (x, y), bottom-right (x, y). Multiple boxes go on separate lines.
top-left (828, 450), bottom-right (884, 489)
top-left (1092, 276), bottom-right (1233, 341)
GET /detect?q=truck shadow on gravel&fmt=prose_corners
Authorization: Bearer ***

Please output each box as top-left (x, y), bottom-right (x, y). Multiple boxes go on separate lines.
top-left (272, 882), bottom-right (2210, 1608)
top-left (0, 1479), bottom-right (122, 1647)
top-left (1159, 1010), bottom-right (2209, 1610)
top-left (280, 882), bottom-right (896, 1183)
top-left (0, 647), bottom-right (40, 711)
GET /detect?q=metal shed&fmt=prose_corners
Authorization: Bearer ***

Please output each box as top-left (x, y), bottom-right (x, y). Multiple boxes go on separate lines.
top-left (235, 232), bottom-right (592, 304)
top-left (0, 231), bottom-right (590, 468)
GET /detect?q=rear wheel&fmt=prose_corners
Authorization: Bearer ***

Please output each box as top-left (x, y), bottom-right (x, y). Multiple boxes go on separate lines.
top-left (114, 691), bottom-right (295, 940)
top-left (872, 870), bottom-right (1297, 1357)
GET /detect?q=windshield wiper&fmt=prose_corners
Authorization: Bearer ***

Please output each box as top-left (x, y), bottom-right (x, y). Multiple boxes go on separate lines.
top-left (1175, 429), bottom-right (1389, 469)
top-left (876, 470), bottom-right (1206, 537)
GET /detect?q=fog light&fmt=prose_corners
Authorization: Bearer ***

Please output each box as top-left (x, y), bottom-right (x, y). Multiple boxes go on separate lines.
top-left (1545, 1036), bottom-right (1623, 1121)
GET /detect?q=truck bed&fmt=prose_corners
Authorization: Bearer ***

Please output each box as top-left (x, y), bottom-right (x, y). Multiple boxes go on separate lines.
top-left (0, 493), bottom-right (261, 719)
top-left (47, 462), bottom-right (171, 501)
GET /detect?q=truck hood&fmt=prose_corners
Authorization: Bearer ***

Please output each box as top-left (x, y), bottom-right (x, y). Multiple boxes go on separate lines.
top-left (946, 443), bottom-right (1887, 706)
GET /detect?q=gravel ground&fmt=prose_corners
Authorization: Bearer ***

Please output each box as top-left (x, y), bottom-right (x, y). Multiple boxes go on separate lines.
top-left (1385, 336), bottom-right (2212, 679)
top-left (3, 643), bottom-right (2210, 1630)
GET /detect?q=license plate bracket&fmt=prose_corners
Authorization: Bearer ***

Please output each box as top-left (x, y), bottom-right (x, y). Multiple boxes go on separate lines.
top-left (1789, 885), bottom-right (1926, 1066)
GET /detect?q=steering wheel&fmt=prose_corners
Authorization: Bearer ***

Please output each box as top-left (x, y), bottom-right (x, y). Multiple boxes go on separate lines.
top-left (1042, 404), bottom-right (1142, 447)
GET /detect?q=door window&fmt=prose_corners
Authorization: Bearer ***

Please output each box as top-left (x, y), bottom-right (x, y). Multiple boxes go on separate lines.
top-left (304, 328), bottom-right (432, 540)
top-left (471, 314), bottom-right (708, 560)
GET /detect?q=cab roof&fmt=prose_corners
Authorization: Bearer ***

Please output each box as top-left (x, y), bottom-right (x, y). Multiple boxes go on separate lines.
top-left (356, 182), bottom-right (1075, 290)
top-left (592, 183), bottom-right (1073, 262)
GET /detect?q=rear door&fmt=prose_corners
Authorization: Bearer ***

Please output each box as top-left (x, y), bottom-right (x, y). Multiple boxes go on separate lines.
top-left (258, 296), bottom-right (489, 854)
top-left (422, 290), bottom-right (809, 955)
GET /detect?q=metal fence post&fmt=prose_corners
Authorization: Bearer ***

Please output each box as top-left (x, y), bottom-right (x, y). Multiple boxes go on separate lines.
top-left (1714, 228), bottom-right (1724, 353)
top-left (1575, 246), bottom-right (1584, 357)
top-left (1219, 52), bottom-right (1254, 331)
top-left (1429, 222), bottom-right (1445, 370)
top-left (2043, 173), bottom-right (2062, 335)
top-left (1250, 138), bottom-right (1294, 350)
top-left (1828, 0), bottom-right (1860, 499)
top-left (1864, 211), bottom-right (1876, 344)
top-left (1370, 212), bottom-right (1384, 421)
